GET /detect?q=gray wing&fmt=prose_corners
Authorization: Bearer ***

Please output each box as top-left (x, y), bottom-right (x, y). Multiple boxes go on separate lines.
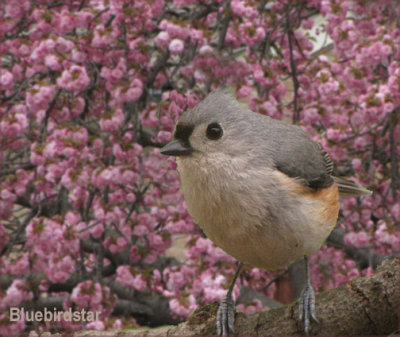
top-left (274, 129), bottom-right (371, 195)
top-left (267, 122), bottom-right (334, 190)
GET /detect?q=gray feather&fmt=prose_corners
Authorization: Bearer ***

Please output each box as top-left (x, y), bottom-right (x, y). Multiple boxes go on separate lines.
top-left (332, 176), bottom-right (372, 197)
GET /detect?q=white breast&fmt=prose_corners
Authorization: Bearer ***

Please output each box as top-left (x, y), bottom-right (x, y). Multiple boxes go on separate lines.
top-left (176, 154), bottom-right (339, 270)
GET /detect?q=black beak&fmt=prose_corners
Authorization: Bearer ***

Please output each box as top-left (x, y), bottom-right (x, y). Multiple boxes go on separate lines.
top-left (160, 139), bottom-right (193, 156)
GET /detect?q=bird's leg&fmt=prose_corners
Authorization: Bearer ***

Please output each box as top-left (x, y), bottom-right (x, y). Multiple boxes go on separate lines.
top-left (216, 262), bottom-right (243, 337)
top-left (298, 256), bottom-right (318, 335)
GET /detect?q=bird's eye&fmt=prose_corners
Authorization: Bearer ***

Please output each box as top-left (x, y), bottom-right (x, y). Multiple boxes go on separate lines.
top-left (206, 123), bottom-right (223, 140)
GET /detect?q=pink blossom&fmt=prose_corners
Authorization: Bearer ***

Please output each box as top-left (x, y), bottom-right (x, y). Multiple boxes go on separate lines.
top-left (392, 204), bottom-right (400, 222)
top-left (99, 109), bottom-right (124, 132)
top-left (116, 266), bottom-right (147, 291)
top-left (353, 137), bottom-right (367, 150)
top-left (169, 39), bottom-right (184, 55)
top-left (14, 111), bottom-right (28, 130)
top-left (112, 319), bottom-right (122, 329)
top-left (194, 69), bottom-right (207, 82)
top-left (4, 253), bottom-right (29, 276)
top-left (237, 85), bottom-right (252, 98)
top-left (250, 267), bottom-right (262, 280)
top-left (71, 281), bottom-right (105, 311)
top-left (113, 143), bottom-right (127, 161)
top-left (133, 224), bottom-right (148, 236)
top-left (12, 63), bottom-right (24, 81)
top-left (43, 140), bottom-right (58, 158)
top-left (157, 131), bottom-right (172, 143)
top-left (46, 255), bottom-right (75, 283)
top-left (86, 321), bottom-right (105, 330)
top-left (125, 86), bottom-right (142, 101)
top-left (0, 121), bottom-right (21, 139)
top-left (160, 20), bottom-right (190, 40)
top-left (169, 294), bottom-right (197, 316)
top-left (126, 193), bottom-right (137, 203)
top-left (90, 222), bottom-right (104, 239)
top-left (1, 188), bottom-right (16, 202)
top-left (231, 1), bottom-right (257, 19)
top-left (129, 246), bottom-right (140, 262)
top-left (352, 158), bottom-right (362, 173)
top-left (65, 211), bottom-right (80, 226)
top-left (200, 272), bottom-right (227, 302)
top-left (302, 18), bottom-right (314, 29)
top-left (144, 252), bottom-right (157, 264)
top-left (205, 244), bottom-right (235, 264)
top-left (2, 280), bottom-right (33, 308)
top-left (318, 81), bottom-right (339, 96)
top-left (173, 0), bottom-right (196, 8)
top-left (44, 54), bottom-right (62, 71)
top-left (0, 314), bottom-right (25, 336)
top-left (155, 31), bottom-right (170, 49)
top-left (30, 147), bottom-right (45, 165)
top-left (143, 194), bottom-right (155, 206)
top-left (120, 169), bottom-right (139, 185)
top-left (326, 128), bottom-right (342, 141)
top-left (91, 28), bottom-right (113, 48)
top-left (55, 36), bottom-right (73, 52)
top-left (238, 23), bottom-right (265, 44)
top-left (108, 237), bottom-right (128, 253)
top-left (26, 85), bottom-right (56, 111)
top-left (360, 42), bottom-right (392, 65)
top-left (303, 108), bottom-right (320, 124)
top-left (0, 69), bottom-right (14, 89)
top-left (55, 11), bottom-right (76, 34)
top-left (375, 221), bottom-right (399, 250)
top-left (72, 49), bottom-right (87, 63)
top-left (195, 237), bottom-right (211, 253)
top-left (0, 224), bottom-right (10, 249)
top-left (124, 79), bottom-right (143, 102)
top-left (199, 45), bottom-right (213, 55)
top-left (344, 231), bottom-right (370, 248)
top-left (57, 65), bottom-right (90, 93)
top-left (5, 2), bottom-right (27, 18)
top-left (166, 269), bottom-right (186, 291)
top-left (190, 28), bottom-right (203, 41)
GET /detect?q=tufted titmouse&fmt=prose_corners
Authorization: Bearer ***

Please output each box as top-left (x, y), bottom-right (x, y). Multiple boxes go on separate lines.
top-left (160, 88), bottom-right (371, 335)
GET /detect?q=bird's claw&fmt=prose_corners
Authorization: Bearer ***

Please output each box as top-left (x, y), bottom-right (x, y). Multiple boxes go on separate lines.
top-left (299, 284), bottom-right (318, 335)
top-left (216, 294), bottom-right (235, 336)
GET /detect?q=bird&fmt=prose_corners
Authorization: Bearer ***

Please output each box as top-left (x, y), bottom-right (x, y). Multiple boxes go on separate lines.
top-left (160, 87), bottom-right (372, 336)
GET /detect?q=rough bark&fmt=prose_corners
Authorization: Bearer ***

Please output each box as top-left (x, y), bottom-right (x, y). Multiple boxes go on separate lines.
top-left (75, 257), bottom-right (399, 336)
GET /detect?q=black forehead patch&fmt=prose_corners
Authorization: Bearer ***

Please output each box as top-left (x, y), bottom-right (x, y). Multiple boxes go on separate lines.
top-left (174, 123), bottom-right (194, 142)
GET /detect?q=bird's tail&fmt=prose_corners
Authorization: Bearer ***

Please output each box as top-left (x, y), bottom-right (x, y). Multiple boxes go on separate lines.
top-left (333, 176), bottom-right (372, 197)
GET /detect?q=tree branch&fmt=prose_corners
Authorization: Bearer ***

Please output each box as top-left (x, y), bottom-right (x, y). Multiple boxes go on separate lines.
top-left (78, 258), bottom-right (398, 336)
top-left (286, 12), bottom-right (301, 125)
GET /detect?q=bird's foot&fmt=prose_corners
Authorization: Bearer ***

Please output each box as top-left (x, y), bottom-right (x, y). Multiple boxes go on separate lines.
top-left (299, 284), bottom-right (318, 335)
top-left (216, 294), bottom-right (235, 336)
